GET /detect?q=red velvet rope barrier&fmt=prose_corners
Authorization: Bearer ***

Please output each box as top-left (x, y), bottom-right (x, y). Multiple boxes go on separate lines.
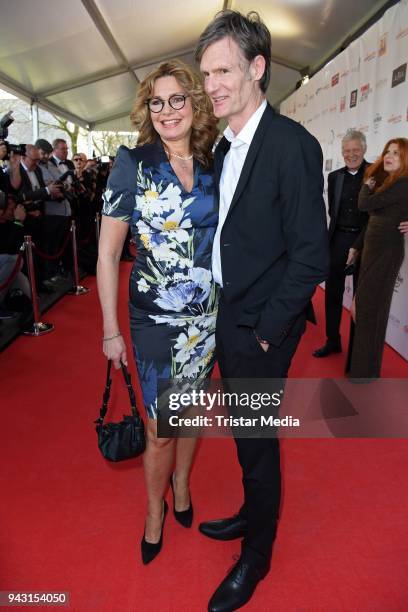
top-left (0, 252), bottom-right (24, 290)
top-left (31, 228), bottom-right (71, 261)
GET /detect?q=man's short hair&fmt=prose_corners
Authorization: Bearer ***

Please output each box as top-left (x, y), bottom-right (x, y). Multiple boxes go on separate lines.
top-left (52, 138), bottom-right (67, 149)
top-left (195, 10), bottom-right (272, 93)
top-left (34, 138), bottom-right (53, 153)
top-left (342, 129), bottom-right (367, 152)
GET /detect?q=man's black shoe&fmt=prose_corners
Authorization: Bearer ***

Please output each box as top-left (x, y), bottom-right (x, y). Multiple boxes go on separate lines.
top-left (199, 515), bottom-right (247, 541)
top-left (312, 342), bottom-right (342, 358)
top-left (208, 559), bottom-right (268, 612)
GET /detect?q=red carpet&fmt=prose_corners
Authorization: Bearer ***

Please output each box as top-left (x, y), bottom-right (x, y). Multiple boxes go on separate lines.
top-left (1, 268), bottom-right (407, 611)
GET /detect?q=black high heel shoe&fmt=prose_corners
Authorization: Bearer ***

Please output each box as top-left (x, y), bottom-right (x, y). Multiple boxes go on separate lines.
top-left (170, 474), bottom-right (193, 528)
top-left (141, 500), bottom-right (168, 564)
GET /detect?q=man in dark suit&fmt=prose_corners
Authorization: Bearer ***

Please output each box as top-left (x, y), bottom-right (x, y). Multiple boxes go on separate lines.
top-left (49, 138), bottom-right (75, 172)
top-left (313, 130), bottom-right (369, 358)
top-left (196, 10), bottom-right (329, 612)
top-left (18, 145), bottom-right (62, 289)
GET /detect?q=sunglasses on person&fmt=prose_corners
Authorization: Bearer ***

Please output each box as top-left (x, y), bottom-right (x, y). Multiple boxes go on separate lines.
top-left (73, 157), bottom-right (83, 162)
top-left (146, 94), bottom-right (189, 113)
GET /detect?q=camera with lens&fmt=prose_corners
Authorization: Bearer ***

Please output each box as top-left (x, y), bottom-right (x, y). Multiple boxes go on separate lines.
top-left (0, 111), bottom-right (26, 159)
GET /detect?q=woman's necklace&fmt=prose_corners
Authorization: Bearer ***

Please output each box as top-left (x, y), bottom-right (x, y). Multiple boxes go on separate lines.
top-left (164, 146), bottom-right (193, 170)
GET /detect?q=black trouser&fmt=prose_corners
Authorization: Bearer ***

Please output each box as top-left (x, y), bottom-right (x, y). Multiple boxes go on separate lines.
top-left (42, 216), bottom-right (71, 276)
top-left (325, 229), bottom-right (359, 344)
top-left (216, 295), bottom-right (303, 571)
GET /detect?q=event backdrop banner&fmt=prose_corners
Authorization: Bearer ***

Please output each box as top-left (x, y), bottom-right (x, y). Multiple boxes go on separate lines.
top-left (280, 0), bottom-right (408, 360)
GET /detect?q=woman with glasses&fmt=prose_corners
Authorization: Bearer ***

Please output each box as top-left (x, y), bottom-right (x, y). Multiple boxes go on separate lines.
top-left (97, 60), bottom-right (218, 563)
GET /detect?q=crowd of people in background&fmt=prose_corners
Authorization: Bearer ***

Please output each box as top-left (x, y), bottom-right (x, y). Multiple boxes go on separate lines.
top-left (0, 138), bottom-right (124, 329)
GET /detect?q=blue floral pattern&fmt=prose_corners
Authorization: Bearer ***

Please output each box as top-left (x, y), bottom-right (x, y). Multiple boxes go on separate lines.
top-left (102, 142), bottom-right (218, 417)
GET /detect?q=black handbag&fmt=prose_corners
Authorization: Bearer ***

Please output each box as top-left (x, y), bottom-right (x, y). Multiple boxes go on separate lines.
top-left (94, 360), bottom-right (146, 461)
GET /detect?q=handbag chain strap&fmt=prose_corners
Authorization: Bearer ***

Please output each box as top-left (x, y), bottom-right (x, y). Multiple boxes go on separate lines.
top-left (95, 360), bottom-right (139, 424)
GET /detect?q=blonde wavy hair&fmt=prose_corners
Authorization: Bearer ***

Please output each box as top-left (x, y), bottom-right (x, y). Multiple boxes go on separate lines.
top-left (130, 60), bottom-right (218, 168)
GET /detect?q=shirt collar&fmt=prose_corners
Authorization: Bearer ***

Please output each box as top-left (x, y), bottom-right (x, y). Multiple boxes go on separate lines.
top-left (21, 161), bottom-right (30, 172)
top-left (224, 99), bottom-right (267, 147)
top-left (53, 155), bottom-right (65, 164)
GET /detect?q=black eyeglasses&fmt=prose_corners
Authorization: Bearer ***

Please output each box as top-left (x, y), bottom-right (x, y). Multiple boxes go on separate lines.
top-left (146, 94), bottom-right (189, 113)
top-left (73, 158), bottom-right (82, 162)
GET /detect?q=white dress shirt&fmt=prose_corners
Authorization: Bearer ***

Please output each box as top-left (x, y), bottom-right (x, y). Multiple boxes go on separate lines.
top-left (21, 161), bottom-right (41, 190)
top-left (212, 99), bottom-right (267, 286)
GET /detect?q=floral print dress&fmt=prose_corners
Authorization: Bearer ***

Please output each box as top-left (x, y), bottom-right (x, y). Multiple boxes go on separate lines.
top-left (102, 142), bottom-right (218, 417)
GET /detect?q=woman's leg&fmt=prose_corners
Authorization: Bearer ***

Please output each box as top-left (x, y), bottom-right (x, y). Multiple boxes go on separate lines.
top-left (143, 418), bottom-right (174, 543)
top-left (173, 437), bottom-right (198, 511)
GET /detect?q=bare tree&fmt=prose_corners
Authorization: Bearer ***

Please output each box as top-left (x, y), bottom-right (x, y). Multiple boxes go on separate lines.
top-left (39, 114), bottom-right (86, 153)
top-left (92, 131), bottom-right (137, 157)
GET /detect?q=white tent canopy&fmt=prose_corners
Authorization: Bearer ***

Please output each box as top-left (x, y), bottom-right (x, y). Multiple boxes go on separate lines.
top-left (0, 0), bottom-right (393, 131)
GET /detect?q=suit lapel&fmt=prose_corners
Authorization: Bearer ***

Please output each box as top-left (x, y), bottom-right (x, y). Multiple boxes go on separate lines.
top-left (214, 136), bottom-right (230, 186)
top-left (226, 104), bottom-right (273, 216)
top-left (333, 170), bottom-right (345, 221)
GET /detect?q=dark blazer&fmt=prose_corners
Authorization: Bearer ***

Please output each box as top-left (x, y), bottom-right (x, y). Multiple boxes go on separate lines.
top-left (215, 103), bottom-right (329, 347)
top-left (18, 164), bottom-right (48, 207)
top-left (49, 156), bottom-right (75, 171)
top-left (327, 162), bottom-right (369, 239)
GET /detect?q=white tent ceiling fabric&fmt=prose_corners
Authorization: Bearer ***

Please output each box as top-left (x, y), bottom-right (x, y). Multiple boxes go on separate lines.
top-left (0, 0), bottom-right (391, 131)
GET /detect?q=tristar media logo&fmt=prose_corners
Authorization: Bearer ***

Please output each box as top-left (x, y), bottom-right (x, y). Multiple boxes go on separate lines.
top-left (350, 89), bottom-right (358, 108)
top-left (392, 63), bottom-right (407, 88)
top-left (340, 96), bottom-right (346, 113)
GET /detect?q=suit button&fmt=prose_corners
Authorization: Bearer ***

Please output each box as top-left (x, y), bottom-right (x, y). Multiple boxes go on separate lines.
top-left (223, 243), bottom-right (230, 247)
top-left (225, 281), bottom-right (231, 286)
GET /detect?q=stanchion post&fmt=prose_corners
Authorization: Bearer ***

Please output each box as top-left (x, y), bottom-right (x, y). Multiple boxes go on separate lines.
top-left (95, 213), bottom-right (100, 245)
top-left (68, 220), bottom-right (90, 296)
top-left (23, 235), bottom-right (54, 336)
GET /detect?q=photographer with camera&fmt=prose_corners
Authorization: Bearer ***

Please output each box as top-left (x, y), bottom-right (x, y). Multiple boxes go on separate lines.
top-left (0, 195), bottom-right (31, 323)
top-left (35, 139), bottom-right (73, 281)
top-left (17, 144), bottom-right (64, 291)
top-left (0, 111), bottom-right (23, 198)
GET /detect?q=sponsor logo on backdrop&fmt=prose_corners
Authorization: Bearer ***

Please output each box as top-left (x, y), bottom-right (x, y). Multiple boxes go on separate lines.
top-left (325, 159), bottom-right (333, 172)
top-left (396, 27), bottom-right (408, 40)
top-left (360, 83), bottom-right (371, 101)
top-left (388, 114), bottom-right (402, 124)
top-left (392, 63), bottom-right (407, 88)
top-left (350, 89), bottom-right (358, 107)
top-left (351, 58), bottom-right (361, 73)
top-left (376, 77), bottom-right (388, 90)
top-left (357, 124), bottom-right (369, 133)
top-left (340, 96), bottom-right (346, 112)
top-left (328, 130), bottom-right (335, 145)
top-left (389, 314), bottom-right (400, 328)
top-left (364, 50), bottom-right (376, 63)
top-left (329, 105), bottom-right (337, 113)
top-left (341, 70), bottom-right (349, 79)
top-left (373, 113), bottom-right (382, 134)
top-left (331, 73), bottom-right (340, 86)
top-left (378, 33), bottom-right (387, 56)
top-left (394, 274), bottom-right (403, 292)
